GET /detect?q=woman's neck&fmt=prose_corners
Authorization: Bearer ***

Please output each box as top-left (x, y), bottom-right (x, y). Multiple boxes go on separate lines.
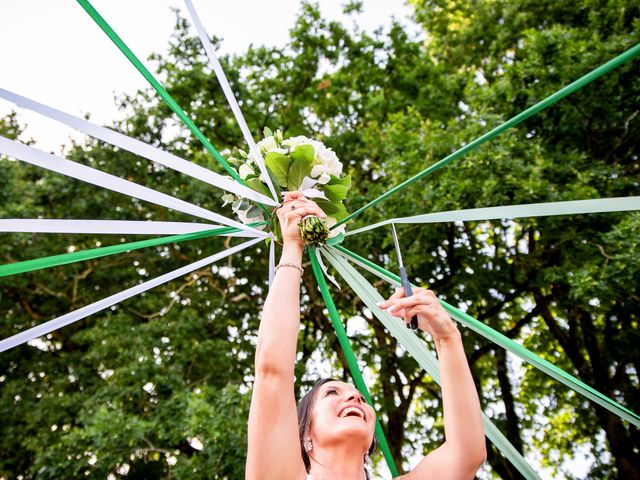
top-left (308, 443), bottom-right (366, 480)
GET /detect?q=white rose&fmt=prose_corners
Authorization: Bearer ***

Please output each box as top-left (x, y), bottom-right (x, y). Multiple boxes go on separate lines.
top-left (317, 148), bottom-right (342, 176)
top-left (238, 163), bottom-right (254, 180)
top-left (283, 135), bottom-right (312, 149)
top-left (310, 164), bottom-right (324, 178)
top-left (316, 172), bottom-right (331, 185)
top-left (309, 141), bottom-right (343, 178)
top-left (270, 147), bottom-right (289, 155)
top-left (258, 136), bottom-right (278, 152)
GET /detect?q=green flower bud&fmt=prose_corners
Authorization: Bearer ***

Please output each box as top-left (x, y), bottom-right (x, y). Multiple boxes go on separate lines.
top-left (299, 216), bottom-right (330, 246)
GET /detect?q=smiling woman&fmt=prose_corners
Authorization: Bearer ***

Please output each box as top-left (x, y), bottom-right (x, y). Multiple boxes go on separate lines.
top-left (297, 379), bottom-right (378, 479)
top-left (246, 191), bottom-right (487, 480)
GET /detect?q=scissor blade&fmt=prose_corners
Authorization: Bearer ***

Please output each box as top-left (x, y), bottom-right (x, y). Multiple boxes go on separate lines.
top-left (391, 223), bottom-right (404, 268)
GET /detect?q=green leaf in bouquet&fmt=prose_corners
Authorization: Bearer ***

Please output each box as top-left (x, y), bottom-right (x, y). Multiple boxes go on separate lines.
top-left (287, 157), bottom-right (314, 191)
top-left (315, 199), bottom-right (350, 223)
top-left (290, 144), bottom-right (314, 164)
top-left (233, 198), bottom-right (250, 211)
top-left (265, 166), bottom-right (283, 198)
top-left (328, 173), bottom-right (351, 188)
top-left (326, 232), bottom-right (345, 246)
top-left (221, 193), bottom-right (236, 206)
top-left (246, 206), bottom-right (263, 219)
top-left (323, 183), bottom-right (349, 202)
top-left (265, 151), bottom-right (293, 187)
top-left (263, 126), bottom-right (274, 138)
top-left (245, 178), bottom-right (272, 198)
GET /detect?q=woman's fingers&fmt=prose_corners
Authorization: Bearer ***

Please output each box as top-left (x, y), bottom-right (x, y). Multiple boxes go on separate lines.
top-left (277, 202), bottom-right (323, 222)
top-left (282, 191), bottom-right (306, 203)
top-left (281, 207), bottom-right (326, 226)
top-left (280, 197), bottom-right (323, 213)
top-left (377, 288), bottom-right (405, 309)
top-left (380, 291), bottom-right (434, 313)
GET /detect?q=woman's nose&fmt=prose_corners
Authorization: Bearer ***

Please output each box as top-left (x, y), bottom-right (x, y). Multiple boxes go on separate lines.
top-left (347, 392), bottom-right (365, 403)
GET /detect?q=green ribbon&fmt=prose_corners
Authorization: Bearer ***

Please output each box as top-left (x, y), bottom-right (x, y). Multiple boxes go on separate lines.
top-left (335, 43), bottom-right (640, 228)
top-left (321, 247), bottom-right (541, 480)
top-left (332, 245), bottom-right (640, 428)
top-left (0, 222), bottom-right (266, 278)
top-left (75, 0), bottom-right (271, 214)
top-left (309, 247), bottom-right (400, 477)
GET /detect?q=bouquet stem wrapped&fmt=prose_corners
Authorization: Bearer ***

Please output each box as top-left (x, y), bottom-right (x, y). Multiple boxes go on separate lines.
top-left (299, 216), bottom-right (330, 246)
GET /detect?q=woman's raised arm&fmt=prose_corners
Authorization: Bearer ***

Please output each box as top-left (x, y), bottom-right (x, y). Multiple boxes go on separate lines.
top-left (378, 288), bottom-right (487, 480)
top-left (245, 193), bottom-right (326, 480)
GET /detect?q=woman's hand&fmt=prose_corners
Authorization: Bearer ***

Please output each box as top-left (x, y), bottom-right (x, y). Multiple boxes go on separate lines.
top-left (276, 191), bottom-right (327, 248)
top-left (377, 287), bottom-right (459, 342)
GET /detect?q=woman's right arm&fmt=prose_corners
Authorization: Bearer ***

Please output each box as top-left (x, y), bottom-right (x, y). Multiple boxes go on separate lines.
top-left (246, 194), bottom-right (325, 480)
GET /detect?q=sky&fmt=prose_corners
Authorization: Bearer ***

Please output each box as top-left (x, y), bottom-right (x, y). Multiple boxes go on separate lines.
top-left (0, 2), bottom-right (597, 478)
top-left (0, 0), bottom-right (414, 152)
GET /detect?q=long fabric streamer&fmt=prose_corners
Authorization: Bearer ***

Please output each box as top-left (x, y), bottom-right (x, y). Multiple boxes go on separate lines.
top-left (74, 0), bottom-right (266, 210)
top-left (331, 246), bottom-right (640, 428)
top-left (320, 247), bottom-right (540, 480)
top-left (0, 223), bottom-right (266, 278)
top-left (335, 43), bottom-right (640, 228)
top-left (183, 0), bottom-right (279, 202)
top-left (309, 248), bottom-right (399, 477)
top-left (346, 196), bottom-right (640, 236)
top-left (0, 88), bottom-right (276, 207)
top-left (0, 237), bottom-right (263, 352)
top-left (0, 219), bottom-right (247, 235)
top-left (0, 136), bottom-right (266, 237)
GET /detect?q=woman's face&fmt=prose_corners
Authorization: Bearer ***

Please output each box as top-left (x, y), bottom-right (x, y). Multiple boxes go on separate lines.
top-left (308, 380), bottom-right (376, 453)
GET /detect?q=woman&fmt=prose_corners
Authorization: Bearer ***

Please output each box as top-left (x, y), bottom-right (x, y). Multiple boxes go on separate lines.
top-left (246, 192), bottom-right (486, 480)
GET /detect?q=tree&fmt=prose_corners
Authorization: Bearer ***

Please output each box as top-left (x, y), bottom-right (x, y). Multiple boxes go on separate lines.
top-left (1, 1), bottom-right (638, 478)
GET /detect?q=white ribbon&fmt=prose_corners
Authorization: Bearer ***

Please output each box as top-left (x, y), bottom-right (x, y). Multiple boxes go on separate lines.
top-left (0, 88), bottom-right (277, 207)
top-left (315, 246), bottom-right (340, 290)
top-left (0, 219), bottom-right (259, 236)
top-left (280, 176), bottom-right (328, 201)
top-left (183, 0), bottom-right (279, 203)
top-left (345, 196), bottom-right (640, 236)
top-left (0, 237), bottom-right (263, 353)
top-left (0, 136), bottom-right (267, 238)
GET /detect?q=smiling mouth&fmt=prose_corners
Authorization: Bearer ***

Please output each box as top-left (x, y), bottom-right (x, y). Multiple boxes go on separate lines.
top-left (338, 406), bottom-right (366, 421)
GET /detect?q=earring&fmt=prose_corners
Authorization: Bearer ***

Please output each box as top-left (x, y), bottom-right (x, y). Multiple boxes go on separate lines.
top-left (364, 454), bottom-right (371, 464)
top-left (305, 438), bottom-right (313, 452)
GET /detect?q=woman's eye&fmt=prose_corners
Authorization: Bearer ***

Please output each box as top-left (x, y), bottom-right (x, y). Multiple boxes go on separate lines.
top-left (325, 389), bottom-right (337, 396)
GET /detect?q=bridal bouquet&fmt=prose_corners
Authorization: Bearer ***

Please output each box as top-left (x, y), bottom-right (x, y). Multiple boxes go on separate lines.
top-left (222, 128), bottom-right (351, 245)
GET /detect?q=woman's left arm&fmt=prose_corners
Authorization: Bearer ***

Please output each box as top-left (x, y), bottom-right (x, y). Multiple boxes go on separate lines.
top-left (378, 288), bottom-right (486, 479)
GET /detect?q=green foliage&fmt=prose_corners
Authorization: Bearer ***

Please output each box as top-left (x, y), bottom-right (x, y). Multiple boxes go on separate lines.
top-left (264, 151), bottom-right (292, 187)
top-left (287, 145), bottom-right (314, 189)
top-left (1, 1), bottom-right (639, 479)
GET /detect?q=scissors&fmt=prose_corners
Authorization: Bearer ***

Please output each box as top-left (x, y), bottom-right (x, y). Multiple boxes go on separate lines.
top-left (391, 223), bottom-right (419, 331)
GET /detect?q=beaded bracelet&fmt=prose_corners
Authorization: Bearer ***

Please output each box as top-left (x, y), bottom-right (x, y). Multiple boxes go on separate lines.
top-left (275, 263), bottom-right (303, 275)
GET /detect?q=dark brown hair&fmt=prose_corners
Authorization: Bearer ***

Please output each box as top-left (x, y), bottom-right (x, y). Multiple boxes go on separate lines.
top-left (296, 378), bottom-right (378, 479)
